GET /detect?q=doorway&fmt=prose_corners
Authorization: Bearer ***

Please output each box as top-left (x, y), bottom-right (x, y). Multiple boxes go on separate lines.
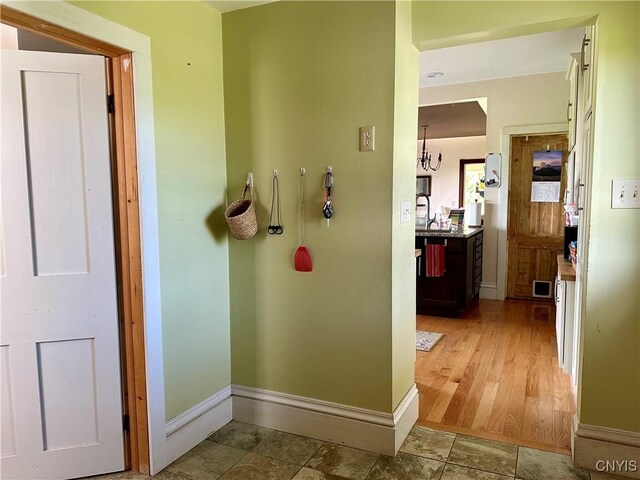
top-left (0, 6), bottom-right (150, 476)
top-left (414, 26), bottom-right (583, 454)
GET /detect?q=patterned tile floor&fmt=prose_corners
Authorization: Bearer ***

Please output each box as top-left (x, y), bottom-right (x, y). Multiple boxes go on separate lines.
top-left (85, 422), bottom-right (628, 480)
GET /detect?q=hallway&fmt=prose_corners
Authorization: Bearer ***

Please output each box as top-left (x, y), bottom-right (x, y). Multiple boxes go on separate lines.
top-left (416, 299), bottom-right (573, 454)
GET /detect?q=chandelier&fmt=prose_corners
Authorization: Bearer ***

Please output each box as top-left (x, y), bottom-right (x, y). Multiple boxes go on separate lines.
top-left (416, 125), bottom-right (442, 172)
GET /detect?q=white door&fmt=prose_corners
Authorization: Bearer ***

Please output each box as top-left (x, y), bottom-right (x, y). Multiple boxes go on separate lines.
top-left (0, 50), bottom-right (124, 479)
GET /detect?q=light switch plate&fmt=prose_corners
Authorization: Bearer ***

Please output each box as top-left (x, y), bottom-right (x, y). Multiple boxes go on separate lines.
top-left (611, 178), bottom-right (640, 209)
top-left (400, 201), bottom-right (411, 224)
top-left (359, 125), bottom-right (375, 152)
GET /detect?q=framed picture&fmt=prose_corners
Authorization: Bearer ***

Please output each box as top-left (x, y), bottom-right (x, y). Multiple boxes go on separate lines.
top-left (416, 175), bottom-right (432, 196)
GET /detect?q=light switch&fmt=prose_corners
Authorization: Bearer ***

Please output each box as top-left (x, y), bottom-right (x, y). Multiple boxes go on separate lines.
top-left (401, 201), bottom-right (411, 224)
top-left (611, 178), bottom-right (640, 209)
top-left (359, 126), bottom-right (375, 152)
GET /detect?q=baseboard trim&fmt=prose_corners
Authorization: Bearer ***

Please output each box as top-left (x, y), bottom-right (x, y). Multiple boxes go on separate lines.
top-left (231, 384), bottom-right (419, 456)
top-left (576, 423), bottom-right (640, 448)
top-left (480, 283), bottom-right (498, 300)
top-left (164, 385), bottom-right (232, 465)
top-left (573, 419), bottom-right (640, 479)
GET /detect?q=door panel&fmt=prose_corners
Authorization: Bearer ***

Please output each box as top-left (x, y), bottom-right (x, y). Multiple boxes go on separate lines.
top-left (507, 134), bottom-right (568, 299)
top-left (1, 50), bottom-right (124, 479)
top-left (22, 71), bottom-right (90, 276)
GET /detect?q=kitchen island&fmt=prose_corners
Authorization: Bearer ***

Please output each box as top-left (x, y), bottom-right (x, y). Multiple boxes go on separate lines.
top-left (416, 227), bottom-right (483, 317)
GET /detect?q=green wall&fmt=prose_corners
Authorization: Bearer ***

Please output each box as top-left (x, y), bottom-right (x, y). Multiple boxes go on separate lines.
top-left (413, 1), bottom-right (640, 433)
top-left (223, 1), bottom-right (416, 413)
top-left (391, 0), bottom-right (419, 408)
top-left (71, 1), bottom-right (231, 420)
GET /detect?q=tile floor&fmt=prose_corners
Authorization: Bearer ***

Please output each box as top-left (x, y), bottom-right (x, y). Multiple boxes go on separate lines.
top-left (85, 422), bottom-right (628, 480)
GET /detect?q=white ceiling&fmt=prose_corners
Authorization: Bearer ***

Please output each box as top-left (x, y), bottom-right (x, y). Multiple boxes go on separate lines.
top-left (420, 28), bottom-right (585, 88)
top-left (206, 0), bottom-right (275, 13)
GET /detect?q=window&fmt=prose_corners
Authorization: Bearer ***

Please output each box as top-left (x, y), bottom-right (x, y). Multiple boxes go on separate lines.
top-left (459, 159), bottom-right (485, 212)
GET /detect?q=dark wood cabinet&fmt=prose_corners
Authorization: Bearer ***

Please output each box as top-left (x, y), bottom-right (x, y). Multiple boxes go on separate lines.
top-left (416, 229), bottom-right (483, 317)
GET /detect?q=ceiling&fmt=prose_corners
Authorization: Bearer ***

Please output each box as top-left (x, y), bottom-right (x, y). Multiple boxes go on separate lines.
top-left (419, 28), bottom-right (585, 88)
top-left (418, 101), bottom-right (486, 140)
top-left (206, 0), bottom-right (275, 12)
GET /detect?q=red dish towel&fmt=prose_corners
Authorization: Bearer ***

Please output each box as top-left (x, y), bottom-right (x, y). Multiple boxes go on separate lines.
top-left (426, 244), bottom-right (446, 277)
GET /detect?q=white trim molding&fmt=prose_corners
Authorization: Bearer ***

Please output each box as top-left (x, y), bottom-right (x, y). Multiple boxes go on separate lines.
top-left (165, 386), bottom-right (233, 466)
top-left (231, 384), bottom-right (419, 456)
top-left (573, 418), bottom-right (640, 479)
top-left (479, 282), bottom-right (498, 300)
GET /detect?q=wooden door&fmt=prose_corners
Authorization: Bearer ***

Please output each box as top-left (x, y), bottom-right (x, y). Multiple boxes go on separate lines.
top-left (507, 134), bottom-right (568, 299)
top-left (1, 50), bottom-right (124, 479)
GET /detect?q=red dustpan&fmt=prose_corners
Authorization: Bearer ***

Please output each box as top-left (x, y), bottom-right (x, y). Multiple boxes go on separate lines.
top-left (294, 245), bottom-right (313, 272)
top-left (294, 169), bottom-right (313, 272)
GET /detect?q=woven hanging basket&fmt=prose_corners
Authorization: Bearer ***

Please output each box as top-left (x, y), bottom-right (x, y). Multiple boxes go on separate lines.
top-left (225, 184), bottom-right (258, 240)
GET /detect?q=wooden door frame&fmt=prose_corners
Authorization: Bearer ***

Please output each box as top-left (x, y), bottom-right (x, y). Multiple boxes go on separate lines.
top-left (1, 5), bottom-right (150, 473)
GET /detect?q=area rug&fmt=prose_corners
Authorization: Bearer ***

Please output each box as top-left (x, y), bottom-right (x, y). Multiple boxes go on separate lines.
top-left (416, 331), bottom-right (444, 352)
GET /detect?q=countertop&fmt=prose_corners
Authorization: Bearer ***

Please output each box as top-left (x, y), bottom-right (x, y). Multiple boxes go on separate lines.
top-left (557, 255), bottom-right (576, 281)
top-left (415, 226), bottom-right (483, 238)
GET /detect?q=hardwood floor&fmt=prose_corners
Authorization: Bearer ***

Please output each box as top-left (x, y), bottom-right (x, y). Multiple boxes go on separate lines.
top-left (416, 299), bottom-right (574, 455)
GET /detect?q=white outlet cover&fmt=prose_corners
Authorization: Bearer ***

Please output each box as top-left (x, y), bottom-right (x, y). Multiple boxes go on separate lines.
top-left (359, 125), bottom-right (375, 152)
top-left (611, 178), bottom-right (640, 209)
top-left (401, 201), bottom-right (411, 223)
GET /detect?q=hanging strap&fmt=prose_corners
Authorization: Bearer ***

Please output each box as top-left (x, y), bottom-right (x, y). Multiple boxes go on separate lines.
top-left (268, 173), bottom-right (283, 234)
top-left (299, 170), bottom-right (306, 246)
top-left (241, 183), bottom-right (253, 201)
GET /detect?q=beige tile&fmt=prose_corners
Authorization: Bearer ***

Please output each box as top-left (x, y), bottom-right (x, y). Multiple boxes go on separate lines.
top-left (516, 447), bottom-right (589, 480)
top-left (366, 452), bottom-right (444, 480)
top-left (208, 421), bottom-right (273, 450)
top-left (156, 440), bottom-right (247, 479)
top-left (254, 431), bottom-right (324, 465)
top-left (305, 443), bottom-right (379, 480)
top-left (153, 452), bottom-right (217, 480)
top-left (399, 425), bottom-right (456, 462)
top-left (218, 452), bottom-right (300, 480)
top-left (448, 435), bottom-right (518, 476)
top-left (291, 467), bottom-right (352, 479)
top-left (441, 463), bottom-right (513, 480)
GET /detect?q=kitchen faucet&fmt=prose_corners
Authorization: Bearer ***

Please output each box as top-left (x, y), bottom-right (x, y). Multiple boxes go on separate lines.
top-left (416, 192), bottom-right (436, 230)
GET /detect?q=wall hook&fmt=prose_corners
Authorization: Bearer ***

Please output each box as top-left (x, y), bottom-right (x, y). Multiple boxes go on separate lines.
top-left (247, 172), bottom-right (253, 187)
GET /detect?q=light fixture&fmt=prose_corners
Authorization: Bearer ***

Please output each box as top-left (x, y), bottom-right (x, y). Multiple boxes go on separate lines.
top-left (424, 71), bottom-right (444, 78)
top-left (416, 125), bottom-right (442, 172)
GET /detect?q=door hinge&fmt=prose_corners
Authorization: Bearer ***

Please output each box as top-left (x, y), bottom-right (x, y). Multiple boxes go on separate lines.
top-left (123, 414), bottom-right (130, 432)
top-left (107, 94), bottom-right (115, 114)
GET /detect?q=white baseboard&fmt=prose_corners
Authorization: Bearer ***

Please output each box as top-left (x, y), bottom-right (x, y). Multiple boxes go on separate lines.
top-left (480, 283), bottom-right (498, 300)
top-left (573, 419), bottom-right (640, 479)
top-left (164, 385), bottom-right (233, 466)
top-left (231, 384), bottom-right (418, 456)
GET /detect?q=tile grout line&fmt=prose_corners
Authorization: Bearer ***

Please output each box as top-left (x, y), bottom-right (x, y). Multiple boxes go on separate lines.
top-left (362, 455), bottom-right (380, 480)
top-left (304, 440), bottom-right (326, 467)
top-left (514, 444), bottom-right (519, 479)
top-left (437, 431), bottom-right (458, 480)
